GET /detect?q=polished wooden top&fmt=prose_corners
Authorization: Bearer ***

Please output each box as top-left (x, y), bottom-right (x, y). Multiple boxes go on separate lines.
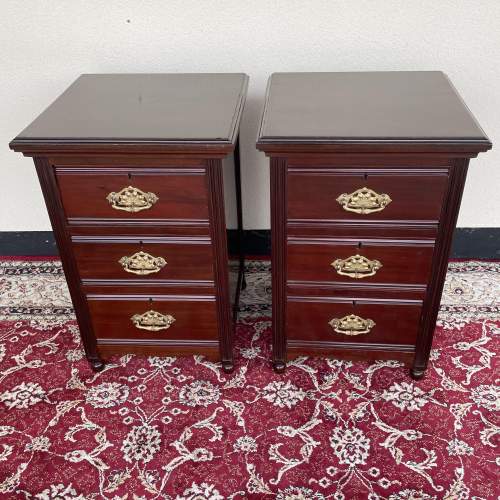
top-left (257, 72), bottom-right (491, 151)
top-left (11, 73), bottom-right (248, 152)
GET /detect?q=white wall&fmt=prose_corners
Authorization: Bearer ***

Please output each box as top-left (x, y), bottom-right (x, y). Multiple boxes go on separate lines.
top-left (1, 0), bottom-right (499, 231)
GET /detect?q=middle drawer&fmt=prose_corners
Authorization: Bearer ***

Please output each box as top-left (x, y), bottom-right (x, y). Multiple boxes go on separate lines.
top-left (72, 236), bottom-right (214, 282)
top-left (287, 237), bottom-right (434, 285)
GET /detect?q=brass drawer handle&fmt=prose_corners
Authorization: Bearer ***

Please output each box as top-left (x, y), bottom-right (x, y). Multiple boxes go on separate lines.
top-left (329, 314), bottom-right (375, 336)
top-left (336, 187), bottom-right (392, 214)
top-left (107, 186), bottom-right (159, 213)
top-left (131, 310), bottom-right (175, 331)
top-left (119, 251), bottom-right (167, 275)
top-left (331, 254), bottom-right (382, 279)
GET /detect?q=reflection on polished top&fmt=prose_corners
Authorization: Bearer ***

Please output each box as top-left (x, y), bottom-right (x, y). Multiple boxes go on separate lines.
top-left (12, 73), bottom-right (248, 145)
top-left (258, 71), bottom-right (491, 147)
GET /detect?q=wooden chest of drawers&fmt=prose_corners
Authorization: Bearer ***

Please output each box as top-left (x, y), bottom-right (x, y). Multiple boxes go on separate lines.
top-left (10, 73), bottom-right (248, 373)
top-left (257, 71), bottom-right (491, 378)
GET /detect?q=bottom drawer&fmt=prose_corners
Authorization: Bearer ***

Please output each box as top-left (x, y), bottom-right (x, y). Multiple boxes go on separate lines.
top-left (287, 297), bottom-right (422, 346)
top-left (87, 295), bottom-right (217, 341)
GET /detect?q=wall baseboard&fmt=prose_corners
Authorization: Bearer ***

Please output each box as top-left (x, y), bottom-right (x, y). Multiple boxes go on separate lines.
top-left (0, 229), bottom-right (498, 259)
top-left (0, 232), bottom-right (58, 256)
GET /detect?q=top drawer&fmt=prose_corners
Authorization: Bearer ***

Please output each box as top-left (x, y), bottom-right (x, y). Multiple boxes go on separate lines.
top-left (56, 167), bottom-right (209, 221)
top-left (287, 168), bottom-right (448, 222)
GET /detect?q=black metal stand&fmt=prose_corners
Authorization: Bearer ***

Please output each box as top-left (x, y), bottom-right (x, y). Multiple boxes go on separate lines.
top-left (233, 135), bottom-right (246, 319)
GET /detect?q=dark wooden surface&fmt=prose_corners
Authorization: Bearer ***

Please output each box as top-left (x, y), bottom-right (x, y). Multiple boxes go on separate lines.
top-left (412, 159), bottom-right (471, 379)
top-left (72, 236), bottom-right (214, 282)
top-left (11, 73), bottom-right (248, 371)
top-left (258, 72), bottom-right (491, 149)
top-left (270, 157), bottom-right (288, 372)
top-left (69, 224), bottom-right (211, 237)
top-left (207, 159), bottom-right (235, 373)
top-left (11, 74), bottom-right (248, 147)
top-left (258, 71), bottom-right (491, 377)
top-left (287, 282), bottom-right (426, 301)
top-left (287, 238), bottom-right (434, 286)
top-left (287, 343), bottom-right (415, 366)
top-left (87, 295), bottom-right (217, 341)
top-left (287, 167), bottom-right (448, 222)
top-left (57, 167), bottom-right (209, 222)
top-left (97, 342), bottom-right (220, 361)
top-left (33, 157), bottom-right (103, 371)
top-left (287, 223), bottom-right (438, 240)
top-left (287, 297), bottom-right (422, 345)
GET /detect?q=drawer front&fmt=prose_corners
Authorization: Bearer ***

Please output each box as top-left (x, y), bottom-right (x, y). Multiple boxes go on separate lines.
top-left (287, 297), bottom-right (421, 345)
top-left (287, 168), bottom-right (448, 222)
top-left (73, 237), bottom-right (214, 282)
top-left (88, 296), bottom-right (217, 341)
top-left (56, 168), bottom-right (209, 221)
top-left (287, 238), bottom-right (434, 285)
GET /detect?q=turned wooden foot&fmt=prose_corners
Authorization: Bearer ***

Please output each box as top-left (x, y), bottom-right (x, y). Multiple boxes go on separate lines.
top-left (222, 360), bottom-right (234, 374)
top-left (410, 367), bottom-right (426, 380)
top-left (273, 360), bottom-right (286, 373)
top-left (90, 358), bottom-right (105, 372)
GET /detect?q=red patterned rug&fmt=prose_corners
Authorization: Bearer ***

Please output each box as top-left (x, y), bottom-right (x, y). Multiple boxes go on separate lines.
top-left (0, 259), bottom-right (498, 499)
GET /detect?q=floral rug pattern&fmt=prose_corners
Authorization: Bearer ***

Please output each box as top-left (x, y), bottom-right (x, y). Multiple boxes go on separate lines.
top-left (0, 259), bottom-right (499, 499)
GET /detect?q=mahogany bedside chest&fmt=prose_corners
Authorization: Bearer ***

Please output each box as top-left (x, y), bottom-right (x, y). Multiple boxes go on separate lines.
top-left (10, 73), bottom-right (248, 373)
top-left (257, 71), bottom-right (491, 378)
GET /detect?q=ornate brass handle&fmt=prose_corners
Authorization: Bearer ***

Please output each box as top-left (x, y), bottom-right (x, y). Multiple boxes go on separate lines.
top-left (119, 251), bottom-right (167, 275)
top-left (336, 187), bottom-right (392, 214)
top-left (328, 314), bottom-right (375, 336)
top-left (331, 254), bottom-right (382, 279)
top-left (131, 310), bottom-right (175, 331)
top-left (107, 186), bottom-right (159, 213)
